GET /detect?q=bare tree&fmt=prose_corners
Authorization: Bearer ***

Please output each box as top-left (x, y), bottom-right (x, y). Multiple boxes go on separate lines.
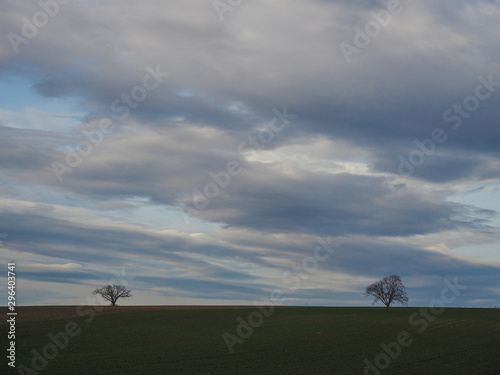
top-left (364, 275), bottom-right (408, 307)
top-left (92, 285), bottom-right (132, 306)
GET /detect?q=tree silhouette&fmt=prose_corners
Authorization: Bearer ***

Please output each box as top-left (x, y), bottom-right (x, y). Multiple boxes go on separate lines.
top-left (92, 285), bottom-right (132, 306)
top-left (364, 275), bottom-right (408, 307)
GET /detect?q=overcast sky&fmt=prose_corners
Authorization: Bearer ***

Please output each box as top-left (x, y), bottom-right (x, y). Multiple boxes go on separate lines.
top-left (1, 0), bottom-right (499, 307)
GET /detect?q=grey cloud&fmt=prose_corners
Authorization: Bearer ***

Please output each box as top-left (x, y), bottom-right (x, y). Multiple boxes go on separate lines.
top-left (3, 123), bottom-right (495, 238)
top-left (1, 0), bottom-right (500, 306)
top-left (1, 200), bottom-right (499, 306)
top-left (190, 169), bottom-right (495, 236)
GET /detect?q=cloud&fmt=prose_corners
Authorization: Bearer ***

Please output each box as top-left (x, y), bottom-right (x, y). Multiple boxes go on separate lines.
top-left (0, 197), bottom-right (499, 306)
top-left (1, 0), bottom-right (500, 306)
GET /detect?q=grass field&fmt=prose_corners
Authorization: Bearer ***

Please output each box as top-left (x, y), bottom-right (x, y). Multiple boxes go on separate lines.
top-left (2, 306), bottom-right (499, 374)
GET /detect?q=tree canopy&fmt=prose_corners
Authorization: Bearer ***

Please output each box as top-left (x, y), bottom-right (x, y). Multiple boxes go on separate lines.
top-left (92, 285), bottom-right (132, 306)
top-left (364, 275), bottom-right (408, 307)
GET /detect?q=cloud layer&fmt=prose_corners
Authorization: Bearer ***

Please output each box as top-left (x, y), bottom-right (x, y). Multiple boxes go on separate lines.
top-left (1, 0), bottom-right (499, 306)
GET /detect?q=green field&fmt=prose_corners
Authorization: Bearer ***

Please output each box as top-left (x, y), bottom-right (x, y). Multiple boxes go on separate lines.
top-left (2, 306), bottom-right (500, 374)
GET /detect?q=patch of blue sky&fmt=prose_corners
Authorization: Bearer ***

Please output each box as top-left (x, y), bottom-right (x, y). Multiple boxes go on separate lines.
top-left (0, 75), bottom-right (85, 132)
top-left (448, 182), bottom-right (500, 227)
top-left (447, 183), bottom-right (500, 264)
top-left (2, 179), bottom-right (95, 211)
top-left (95, 197), bottom-right (224, 234)
top-left (176, 88), bottom-right (195, 98)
